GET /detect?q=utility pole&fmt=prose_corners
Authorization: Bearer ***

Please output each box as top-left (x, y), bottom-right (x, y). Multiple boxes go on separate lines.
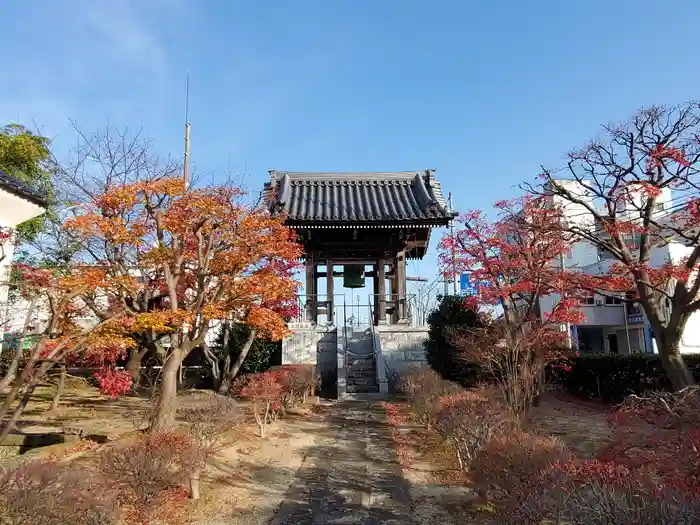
top-left (183, 70), bottom-right (191, 190)
top-left (449, 192), bottom-right (458, 295)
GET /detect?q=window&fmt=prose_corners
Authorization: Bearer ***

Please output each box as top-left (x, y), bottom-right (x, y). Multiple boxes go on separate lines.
top-left (654, 202), bottom-right (665, 212)
top-left (579, 296), bottom-right (595, 306)
top-left (598, 247), bottom-right (615, 260)
top-left (604, 296), bottom-right (623, 306)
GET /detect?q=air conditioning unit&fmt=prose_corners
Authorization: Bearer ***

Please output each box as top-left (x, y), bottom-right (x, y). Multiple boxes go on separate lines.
top-left (595, 299), bottom-right (604, 306)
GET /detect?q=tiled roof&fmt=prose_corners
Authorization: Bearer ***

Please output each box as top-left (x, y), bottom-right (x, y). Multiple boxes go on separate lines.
top-left (0, 169), bottom-right (49, 207)
top-left (267, 170), bottom-right (454, 226)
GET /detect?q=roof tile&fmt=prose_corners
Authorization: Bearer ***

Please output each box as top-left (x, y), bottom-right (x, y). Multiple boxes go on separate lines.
top-left (267, 170), bottom-right (454, 225)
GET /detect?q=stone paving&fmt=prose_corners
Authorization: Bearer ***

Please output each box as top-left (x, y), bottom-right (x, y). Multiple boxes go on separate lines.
top-left (269, 399), bottom-right (413, 525)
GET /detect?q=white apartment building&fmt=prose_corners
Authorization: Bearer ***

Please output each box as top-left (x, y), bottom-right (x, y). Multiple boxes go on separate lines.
top-left (534, 180), bottom-right (700, 355)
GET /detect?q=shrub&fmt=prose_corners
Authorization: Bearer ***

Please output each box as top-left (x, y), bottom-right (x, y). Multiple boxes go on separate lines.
top-left (274, 364), bottom-right (318, 406)
top-left (559, 460), bottom-right (700, 525)
top-left (516, 459), bottom-right (700, 525)
top-left (399, 365), bottom-right (461, 427)
top-left (178, 393), bottom-right (244, 499)
top-left (434, 389), bottom-right (515, 471)
top-left (470, 430), bottom-right (571, 515)
top-left (565, 353), bottom-right (700, 403)
top-left (0, 459), bottom-right (118, 525)
top-left (98, 431), bottom-right (197, 522)
top-left (597, 388), bottom-right (700, 497)
top-left (424, 295), bottom-right (484, 386)
top-left (234, 370), bottom-right (284, 437)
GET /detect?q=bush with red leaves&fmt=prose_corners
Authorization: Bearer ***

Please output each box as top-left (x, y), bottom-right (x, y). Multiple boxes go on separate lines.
top-left (434, 389), bottom-right (515, 471)
top-left (94, 367), bottom-right (133, 398)
top-left (0, 459), bottom-right (118, 525)
top-left (470, 429), bottom-right (571, 517)
top-left (235, 370), bottom-right (284, 437)
top-left (511, 458), bottom-right (700, 525)
top-left (99, 430), bottom-right (200, 523)
top-left (597, 388), bottom-right (700, 499)
top-left (400, 365), bottom-right (461, 427)
top-left (274, 364), bottom-right (318, 406)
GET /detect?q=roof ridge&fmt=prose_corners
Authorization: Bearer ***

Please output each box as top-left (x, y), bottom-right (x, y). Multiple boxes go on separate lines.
top-left (0, 169), bottom-right (49, 207)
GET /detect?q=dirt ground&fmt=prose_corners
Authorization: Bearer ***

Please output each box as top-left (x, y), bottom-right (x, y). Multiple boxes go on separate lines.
top-left (188, 408), bottom-right (327, 525)
top-left (1, 382), bottom-right (337, 524)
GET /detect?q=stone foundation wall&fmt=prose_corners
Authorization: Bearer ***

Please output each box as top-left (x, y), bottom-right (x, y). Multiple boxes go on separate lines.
top-left (281, 322), bottom-right (337, 378)
top-left (375, 325), bottom-right (429, 391)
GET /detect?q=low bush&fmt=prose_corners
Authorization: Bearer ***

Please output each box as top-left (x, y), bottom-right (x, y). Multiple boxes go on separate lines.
top-left (564, 353), bottom-right (700, 403)
top-left (470, 430), bottom-right (571, 516)
top-left (234, 370), bottom-right (284, 437)
top-left (274, 364), bottom-right (318, 406)
top-left (434, 389), bottom-right (515, 471)
top-left (557, 460), bottom-right (700, 525)
top-left (597, 388), bottom-right (700, 497)
top-left (99, 430), bottom-right (197, 523)
top-left (0, 459), bottom-right (118, 525)
top-left (399, 365), bottom-right (461, 427)
top-left (178, 393), bottom-right (243, 499)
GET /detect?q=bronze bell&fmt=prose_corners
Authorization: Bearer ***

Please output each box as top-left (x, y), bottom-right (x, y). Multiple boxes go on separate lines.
top-left (343, 264), bottom-right (365, 288)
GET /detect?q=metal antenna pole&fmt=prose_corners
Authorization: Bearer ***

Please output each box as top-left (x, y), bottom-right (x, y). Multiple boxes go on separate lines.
top-left (183, 70), bottom-right (191, 190)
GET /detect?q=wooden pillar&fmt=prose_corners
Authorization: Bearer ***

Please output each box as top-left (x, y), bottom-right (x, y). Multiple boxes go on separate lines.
top-left (390, 260), bottom-right (399, 324)
top-left (326, 259), bottom-right (334, 325)
top-left (377, 259), bottom-right (387, 323)
top-left (305, 258), bottom-right (317, 323)
top-left (372, 263), bottom-right (380, 325)
top-left (396, 251), bottom-right (406, 321)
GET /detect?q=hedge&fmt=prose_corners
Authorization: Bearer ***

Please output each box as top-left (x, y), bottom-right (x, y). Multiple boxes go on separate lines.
top-left (564, 353), bottom-right (700, 403)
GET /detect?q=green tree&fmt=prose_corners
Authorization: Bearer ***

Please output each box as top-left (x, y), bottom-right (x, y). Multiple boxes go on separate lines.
top-left (0, 124), bottom-right (55, 241)
top-left (205, 323), bottom-right (281, 391)
top-left (424, 294), bottom-right (484, 386)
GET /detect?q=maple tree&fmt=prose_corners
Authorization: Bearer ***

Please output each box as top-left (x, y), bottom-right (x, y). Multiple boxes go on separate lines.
top-left (439, 196), bottom-right (582, 416)
top-left (26, 123), bottom-right (183, 385)
top-left (64, 176), bottom-right (302, 430)
top-left (527, 103), bottom-right (700, 390)
top-left (0, 264), bottom-right (128, 442)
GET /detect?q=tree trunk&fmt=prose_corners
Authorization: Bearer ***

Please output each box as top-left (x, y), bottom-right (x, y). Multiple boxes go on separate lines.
top-left (658, 330), bottom-right (696, 391)
top-left (0, 296), bottom-right (38, 393)
top-left (189, 470), bottom-right (201, 500)
top-left (201, 341), bottom-right (221, 390)
top-left (150, 349), bottom-right (183, 431)
top-left (51, 366), bottom-right (66, 411)
top-left (0, 344), bottom-right (22, 392)
top-left (0, 381), bottom-right (36, 443)
top-left (125, 348), bottom-right (147, 387)
top-left (217, 328), bottom-right (256, 395)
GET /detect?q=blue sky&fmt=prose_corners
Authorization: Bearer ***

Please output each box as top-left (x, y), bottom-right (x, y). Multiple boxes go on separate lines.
top-left (4, 0), bottom-right (700, 312)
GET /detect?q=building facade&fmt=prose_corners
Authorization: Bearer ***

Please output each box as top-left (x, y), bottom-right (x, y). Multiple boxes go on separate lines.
top-left (537, 181), bottom-right (700, 355)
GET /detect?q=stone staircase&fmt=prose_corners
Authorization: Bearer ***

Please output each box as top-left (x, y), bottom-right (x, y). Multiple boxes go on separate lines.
top-left (344, 328), bottom-right (379, 394)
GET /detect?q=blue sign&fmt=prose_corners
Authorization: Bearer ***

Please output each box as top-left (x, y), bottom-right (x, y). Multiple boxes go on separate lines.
top-left (460, 272), bottom-right (488, 296)
top-left (460, 272), bottom-right (476, 295)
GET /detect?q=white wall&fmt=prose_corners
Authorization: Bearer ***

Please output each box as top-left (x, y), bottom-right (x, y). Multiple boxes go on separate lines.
top-left (0, 190), bottom-right (46, 329)
top-left (681, 311), bottom-right (700, 354)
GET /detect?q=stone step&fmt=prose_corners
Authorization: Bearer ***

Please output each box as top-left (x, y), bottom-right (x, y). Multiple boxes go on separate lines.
top-left (347, 362), bottom-right (375, 370)
top-left (346, 384), bottom-right (380, 394)
top-left (347, 377), bottom-right (377, 387)
top-left (347, 369), bottom-right (375, 379)
top-left (347, 357), bottom-right (374, 366)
